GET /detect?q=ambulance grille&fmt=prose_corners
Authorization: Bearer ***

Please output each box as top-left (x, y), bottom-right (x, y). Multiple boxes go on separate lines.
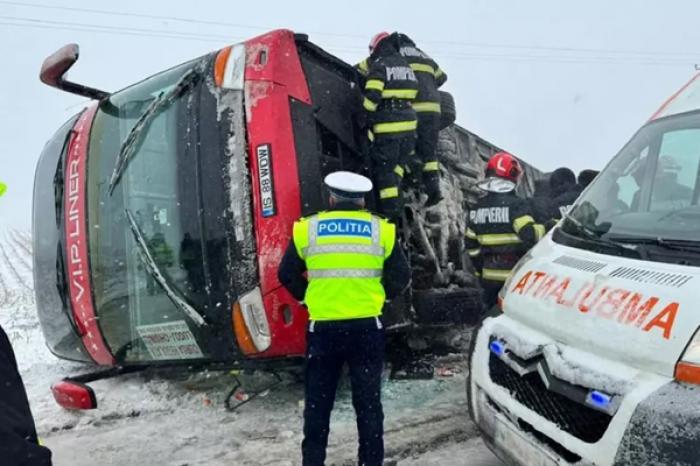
top-left (553, 255), bottom-right (607, 273)
top-left (607, 267), bottom-right (692, 288)
top-left (489, 355), bottom-right (612, 443)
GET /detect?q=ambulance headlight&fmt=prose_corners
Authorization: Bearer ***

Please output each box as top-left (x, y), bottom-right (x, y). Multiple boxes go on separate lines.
top-left (676, 327), bottom-right (700, 385)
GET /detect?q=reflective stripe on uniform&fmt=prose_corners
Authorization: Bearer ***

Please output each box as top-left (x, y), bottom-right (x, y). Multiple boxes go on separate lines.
top-left (412, 101), bottom-right (441, 113)
top-left (357, 59), bottom-right (369, 75)
top-left (465, 228), bottom-right (477, 240)
top-left (363, 97), bottom-right (378, 112)
top-left (512, 215), bottom-right (535, 234)
top-left (467, 248), bottom-right (481, 257)
top-left (435, 68), bottom-right (445, 79)
top-left (380, 187), bottom-right (399, 199)
top-left (365, 79), bottom-right (384, 91)
top-left (368, 130), bottom-right (375, 142)
top-left (382, 89), bottom-right (418, 99)
top-left (308, 269), bottom-right (383, 279)
top-left (394, 165), bottom-right (405, 178)
top-left (410, 63), bottom-right (436, 75)
top-left (304, 244), bottom-right (385, 257)
top-left (423, 161), bottom-right (439, 172)
top-left (477, 233), bottom-right (521, 246)
top-left (534, 224), bottom-right (546, 240)
top-left (482, 268), bottom-right (512, 281)
top-left (373, 120), bottom-right (418, 134)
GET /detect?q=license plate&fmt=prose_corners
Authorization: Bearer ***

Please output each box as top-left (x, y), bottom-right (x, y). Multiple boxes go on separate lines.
top-left (256, 144), bottom-right (276, 218)
top-left (493, 414), bottom-right (558, 466)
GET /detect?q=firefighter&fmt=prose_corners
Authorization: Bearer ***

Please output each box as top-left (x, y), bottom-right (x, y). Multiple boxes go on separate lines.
top-left (394, 32), bottom-right (447, 207)
top-left (359, 32), bottom-right (419, 220)
top-left (548, 167), bottom-right (583, 222)
top-left (0, 324), bottom-right (53, 465)
top-left (577, 169), bottom-right (599, 190)
top-left (278, 171), bottom-right (410, 466)
top-left (465, 152), bottom-right (545, 308)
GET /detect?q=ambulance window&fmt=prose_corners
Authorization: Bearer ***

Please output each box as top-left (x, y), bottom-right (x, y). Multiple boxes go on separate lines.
top-left (650, 129), bottom-right (700, 211)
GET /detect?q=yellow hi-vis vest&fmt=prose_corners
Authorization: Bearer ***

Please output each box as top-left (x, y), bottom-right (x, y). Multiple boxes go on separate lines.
top-left (292, 210), bottom-right (396, 321)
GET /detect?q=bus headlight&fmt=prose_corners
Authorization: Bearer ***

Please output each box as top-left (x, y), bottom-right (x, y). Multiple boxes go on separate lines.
top-left (232, 287), bottom-right (271, 355)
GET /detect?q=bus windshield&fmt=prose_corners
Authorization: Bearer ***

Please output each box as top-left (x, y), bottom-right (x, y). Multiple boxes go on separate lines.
top-left (567, 110), bottom-right (700, 246)
top-left (87, 58), bottom-right (211, 362)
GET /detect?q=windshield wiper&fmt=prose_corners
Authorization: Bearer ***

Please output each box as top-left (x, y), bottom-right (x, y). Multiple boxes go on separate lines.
top-left (561, 215), bottom-right (637, 256)
top-left (125, 209), bottom-right (206, 326)
top-left (108, 68), bottom-right (200, 195)
top-left (606, 236), bottom-right (700, 254)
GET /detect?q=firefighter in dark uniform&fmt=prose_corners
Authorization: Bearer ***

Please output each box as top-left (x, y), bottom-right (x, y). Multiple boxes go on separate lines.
top-left (465, 152), bottom-right (545, 308)
top-left (394, 32), bottom-right (447, 206)
top-left (358, 33), bottom-right (448, 208)
top-left (359, 32), bottom-right (419, 220)
top-left (278, 171), bottom-right (410, 466)
top-left (0, 325), bottom-right (52, 465)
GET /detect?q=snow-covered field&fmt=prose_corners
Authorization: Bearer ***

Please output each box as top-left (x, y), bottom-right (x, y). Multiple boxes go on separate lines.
top-left (0, 228), bottom-right (503, 466)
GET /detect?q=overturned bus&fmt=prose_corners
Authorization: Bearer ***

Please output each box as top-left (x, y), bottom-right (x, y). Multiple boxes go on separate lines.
top-left (33, 29), bottom-right (541, 409)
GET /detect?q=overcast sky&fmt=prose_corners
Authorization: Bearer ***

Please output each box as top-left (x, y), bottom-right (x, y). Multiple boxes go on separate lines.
top-left (1, 0), bottom-right (699, 229)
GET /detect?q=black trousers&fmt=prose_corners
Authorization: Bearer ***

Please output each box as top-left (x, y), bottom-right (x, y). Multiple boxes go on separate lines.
top-left (370, 132), bottom-right (416, 220)
top-left (302, 318), bottom-right (385, 466)
top-left (481, 280), bottom-right (503, 311)
top-left (415, 113), bottom-right (440, 167)
top-left (0, 325), bottom-right (52, 465)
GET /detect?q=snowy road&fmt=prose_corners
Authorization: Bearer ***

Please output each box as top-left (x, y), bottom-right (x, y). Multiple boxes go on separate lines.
top-left (0, 228), bottom-right (503, 466)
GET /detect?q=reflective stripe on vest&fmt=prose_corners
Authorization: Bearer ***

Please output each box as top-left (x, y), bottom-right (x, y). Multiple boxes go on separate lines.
top-left (308, 269), bottom-right (383, 279)
top-left (304, 244), bottom-right (385, 257)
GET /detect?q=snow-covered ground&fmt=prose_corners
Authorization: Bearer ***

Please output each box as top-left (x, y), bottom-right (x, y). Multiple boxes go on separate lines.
top-left (0, 228), bottom-right (503, 466)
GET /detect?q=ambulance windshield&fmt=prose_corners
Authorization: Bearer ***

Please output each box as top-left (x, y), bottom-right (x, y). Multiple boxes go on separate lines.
top-left (567, 110), bottom-right (700, 246)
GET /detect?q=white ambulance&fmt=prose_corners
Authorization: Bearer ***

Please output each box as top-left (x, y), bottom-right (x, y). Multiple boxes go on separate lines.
top-left (468, 74), bottom-right (700, 466)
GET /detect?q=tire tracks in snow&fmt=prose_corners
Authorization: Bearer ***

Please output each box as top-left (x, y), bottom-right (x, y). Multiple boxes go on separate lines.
top-left (328, 407), bottom-right (478, 465)
top-left (9, 228), bottom-right (33, 257)
top-left (4, 232), bottom-right (33, 276)
top-left (0, 237), bottom-right (32, 292)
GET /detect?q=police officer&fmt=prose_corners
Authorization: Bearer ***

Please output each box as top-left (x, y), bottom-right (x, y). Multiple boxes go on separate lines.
top-left (359, 32), bottom-right (419, 220)
top-left (278, 171), bottom-right (410, 466)
top-left (465, 152), bottom-right (545, 308)
top-left (0, 325), bottom-right (52, 465)
top-left (394, 32), bottom-right (447, 207)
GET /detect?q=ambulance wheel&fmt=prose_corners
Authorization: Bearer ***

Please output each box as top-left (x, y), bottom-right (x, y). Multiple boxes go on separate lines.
top-left (412, 287), bottom-right (482, 326)
top-left (439, 91), bottom-right (456, 130)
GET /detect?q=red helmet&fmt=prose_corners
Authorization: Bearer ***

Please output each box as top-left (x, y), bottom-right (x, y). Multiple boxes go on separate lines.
top-left (485, 152), bottom-right (523, 182)
top-left (369, 32), bottom-right (390, 52)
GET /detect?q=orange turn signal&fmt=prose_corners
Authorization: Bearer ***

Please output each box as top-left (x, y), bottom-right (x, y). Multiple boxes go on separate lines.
top-left (214, 46), bottom-right (233, 87)
top-left (232, 302), bottom-right (258, 355)
top-left (675, 361), bottom-right (700, 385)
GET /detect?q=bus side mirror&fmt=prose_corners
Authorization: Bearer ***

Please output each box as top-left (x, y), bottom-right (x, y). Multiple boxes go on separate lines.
top-left (40, 43), bottom-right (110, 100)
